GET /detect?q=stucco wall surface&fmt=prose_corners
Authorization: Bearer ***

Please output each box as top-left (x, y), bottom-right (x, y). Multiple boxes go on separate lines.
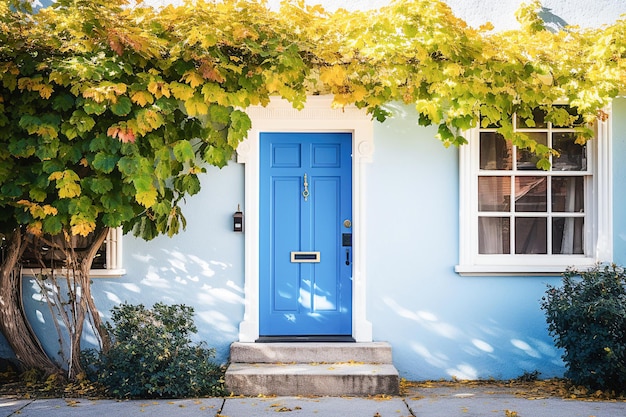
top-left (5, 0), bottom-right (626, 381)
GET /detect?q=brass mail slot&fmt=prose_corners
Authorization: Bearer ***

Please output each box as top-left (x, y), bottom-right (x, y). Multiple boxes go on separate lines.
top-left (290, 251), bottom-right (321, 263)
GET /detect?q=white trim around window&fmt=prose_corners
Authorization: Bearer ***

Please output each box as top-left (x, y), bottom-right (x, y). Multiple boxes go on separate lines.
top-left (456, 106), bottom-right (613, 276)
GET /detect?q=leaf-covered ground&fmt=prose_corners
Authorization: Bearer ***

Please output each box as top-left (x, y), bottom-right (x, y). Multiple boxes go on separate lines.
top-left (401, 378), bottom-right (626, 402)
top-left (3, 370), bottom-right (626, 402)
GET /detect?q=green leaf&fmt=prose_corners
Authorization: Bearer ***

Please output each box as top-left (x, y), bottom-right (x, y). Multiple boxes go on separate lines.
top-left (117, 156), bottom-right (138, 176)
top-left (208, 104), bottom-right (231, 126)
top-left (172, 141), bottom-right (195, 163)
top-left (175, 174), bottom-right (201, 196)
top-left (29, 188), bottom-right (48, 202)
top-left (89, 134), bottom-right (120, 153)
top-left (42, 215), bottom-right (63, 235)
top-left (101, 193), bottom-right (122, 211)
top-left (1, 183), bottom-right (22, 198)
top-left (83, 99), bottom-right (107, 115)
top-left (110, 96), bottom-right (133, 116)
top-left (436, 124), bottom-right (455, 145)
top-left (93, 152), bottom-right (119, 174)
top-left (42, 159), bottom-right (65, 174)
top-left (203, 145), bottom-right (230, 168)
top-left (60, 122), bottom-right (79, 140)
top-left (35, 141), bottom-right (59, 160)
top-left (68, 195), bottom-right (95, 215)
top-left (536, 158), bottom-right (551, 170)
top-left (450, 114), bottom-right (475, 130)
top-left (227, 110), bottom-right (251, 146)
top-left (69, 110), bottom-right (96, 133)
top-left (52, 93), bottom-right (74, 112)
top-left (89, 177), bottom-right (114, 194)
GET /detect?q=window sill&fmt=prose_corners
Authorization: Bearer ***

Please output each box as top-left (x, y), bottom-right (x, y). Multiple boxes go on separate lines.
top-left (20, 268), bottom-right (127, 278)
top-left (455, 262), bottom-right (598, 276)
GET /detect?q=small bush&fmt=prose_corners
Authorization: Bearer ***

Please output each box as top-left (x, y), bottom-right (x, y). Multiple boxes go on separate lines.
top-left (541, 264), bottom-right (626, 393)
top-left (82, 302), bottom-right (224, 398)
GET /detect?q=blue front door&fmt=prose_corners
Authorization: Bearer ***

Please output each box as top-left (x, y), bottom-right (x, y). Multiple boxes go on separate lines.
top-left (260, 132), bottom-right (352, 336)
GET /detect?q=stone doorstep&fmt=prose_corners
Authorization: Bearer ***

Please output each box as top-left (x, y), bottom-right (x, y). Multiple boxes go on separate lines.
top-left (229, 341), bottom-right (394, 364)
top-left (224, 362), bottom-right (400, 396)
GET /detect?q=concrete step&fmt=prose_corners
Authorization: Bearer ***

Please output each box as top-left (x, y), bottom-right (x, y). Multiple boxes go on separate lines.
top-left (225, 362), bottom-right (399, 396)
top-left (229, 341), bottom-right (393, 364)
top-left (225, 342), bottom-right (400, 396)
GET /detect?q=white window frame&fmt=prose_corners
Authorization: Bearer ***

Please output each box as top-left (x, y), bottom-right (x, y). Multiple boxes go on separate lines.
top-left (456, 106), bottom-right (613, 276)
top-left (20, 227), bottom-right (125, 277)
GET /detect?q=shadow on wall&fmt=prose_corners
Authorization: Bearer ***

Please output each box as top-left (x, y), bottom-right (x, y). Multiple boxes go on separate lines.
top-left (380, 296), bottom-right (563, 380)
top-left (23, 243), bottom-right (244, 365)
top-left (539, 7), bottom-right (569, 32)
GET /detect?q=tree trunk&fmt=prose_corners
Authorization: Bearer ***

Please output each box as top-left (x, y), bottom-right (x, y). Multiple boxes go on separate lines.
top-left (67, 226), bottom-right (111, 379)
top-left (0, 228), bottom-right (60, 374)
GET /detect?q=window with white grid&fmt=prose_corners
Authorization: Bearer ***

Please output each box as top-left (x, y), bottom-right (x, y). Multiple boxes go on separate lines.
top-left (456, 107), bottom-right (612, 275)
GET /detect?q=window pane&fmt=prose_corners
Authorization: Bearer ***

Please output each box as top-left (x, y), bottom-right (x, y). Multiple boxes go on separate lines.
top-left (515, 177), bottom-right (547, 212)
top-left (515, 217), bottom-right (547, 254)
top-left (553, 133), bottom-right (586, 171)
top-left (552, 177), bottom-right (584, 212)
top-left (552, 217), bottom-right (584, 254)
top-left (480, 132), bottom-right (512, 170)
top-left (479, 217), bottom-right (510, 254)
top-left (517, 132), bottom-right (548, 170)
top-left (479, 176), bottom-right (510, 212)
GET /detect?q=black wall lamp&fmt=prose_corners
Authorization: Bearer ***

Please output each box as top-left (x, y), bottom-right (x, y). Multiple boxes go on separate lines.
top-left (233, 204), bottom-right (244, 232)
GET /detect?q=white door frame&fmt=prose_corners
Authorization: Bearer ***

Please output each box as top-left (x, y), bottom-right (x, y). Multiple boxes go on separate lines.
top-left (236, 96), bottom-right (374, 342)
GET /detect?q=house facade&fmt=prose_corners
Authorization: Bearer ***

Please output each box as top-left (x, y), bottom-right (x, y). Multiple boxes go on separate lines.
top-left (3, 0), bottom-right (626, 382)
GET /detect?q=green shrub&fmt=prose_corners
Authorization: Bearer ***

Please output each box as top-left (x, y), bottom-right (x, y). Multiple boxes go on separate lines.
top-left (82, 302), bottom-right (224, 398)
top-left (541, 264), bottom-right (626, 393)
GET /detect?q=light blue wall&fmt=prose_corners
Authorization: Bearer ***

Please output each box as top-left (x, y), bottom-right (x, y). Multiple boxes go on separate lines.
top-left (612, 98), bottom-right (626, 263)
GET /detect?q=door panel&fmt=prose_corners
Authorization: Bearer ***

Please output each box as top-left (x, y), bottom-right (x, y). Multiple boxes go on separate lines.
top-left (260, 132), bottom-right (352, 336)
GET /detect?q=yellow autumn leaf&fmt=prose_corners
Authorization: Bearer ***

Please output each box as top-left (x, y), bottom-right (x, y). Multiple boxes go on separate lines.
top-left (136, 188), bottom-right (158, 208)
top-left (131, 90), bottom-right (154, 106)
top-left (415, 99), bottom-right (442, 124)
top-left (43, 205), bottom-right (58, 215)
top-left (264, 74), bottom-right (283, 93)
top-left (147, 81), bottom-right (171, 99)
top-left (38, 83), bottom-right (54, 99)
top-left (49, 170), bottom-right (82, 198)
top-left (48, 171), bottom-right (64, 181)
top-left (351, 84), bottom-right (367, 102)
top-left (59, 181), bottom-right (81, 198)
top-left (29, 204), bottom-right (45, 219)
top-left (27, 221), bottom-right (43, 236)
top-left (70, 218), bottom-right (96, 237)
top-left (184, 94), bottom-right (209, 116)
top-left (170, 82), bottom-right (194, 101)
top-left (181, 70), bottom-right (205, 89)
top-left (136, 109), bottom-right (164, 133)
top-left (319, 65), bottom-right (347, 87)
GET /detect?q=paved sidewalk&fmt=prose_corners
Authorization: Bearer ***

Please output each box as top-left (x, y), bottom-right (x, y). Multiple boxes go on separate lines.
top-left (2, 385), bottom-right (626, 416)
